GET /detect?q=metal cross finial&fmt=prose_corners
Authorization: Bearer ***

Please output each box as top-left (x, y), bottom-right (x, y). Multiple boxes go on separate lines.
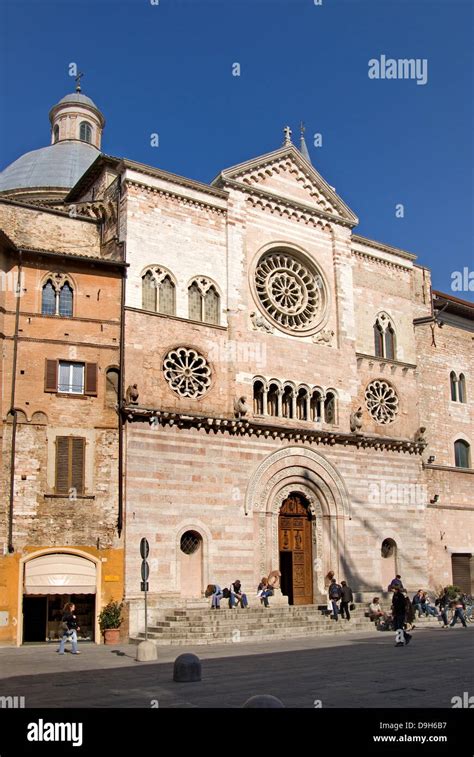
top-left (300, 121), bottom-right (305, 137)
top-left (75, 72), bottom-right (84, 93)
top-left (283, 125), bottom-right (292, 145)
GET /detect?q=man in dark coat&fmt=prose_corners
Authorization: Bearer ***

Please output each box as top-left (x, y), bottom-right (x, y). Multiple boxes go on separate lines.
top-left (392, 587), bottom-right (412, 646)
top-left (339, 581), bottom-right (354, 621)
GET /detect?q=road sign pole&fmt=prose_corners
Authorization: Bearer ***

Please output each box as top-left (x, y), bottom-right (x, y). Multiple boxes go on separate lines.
top-left (144, 582), bottom-right (148, 641)
top-left (140, 537), bottom-right (150, 642)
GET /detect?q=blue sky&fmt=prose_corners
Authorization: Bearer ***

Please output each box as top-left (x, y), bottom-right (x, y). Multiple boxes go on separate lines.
top-left (1, 0), bottom-right (472, 298)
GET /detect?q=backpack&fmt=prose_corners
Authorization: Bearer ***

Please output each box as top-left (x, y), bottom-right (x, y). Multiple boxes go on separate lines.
top-left (222, 588), bottom-right (231, 599)
top-left (329, 585), bottom-right (342, 600)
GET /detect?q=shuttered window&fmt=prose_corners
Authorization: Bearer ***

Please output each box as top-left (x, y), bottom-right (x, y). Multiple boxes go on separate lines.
top-left (55, 436), bottom-right (86, 495)
top-left (45, 360), bottom-right (97, 395)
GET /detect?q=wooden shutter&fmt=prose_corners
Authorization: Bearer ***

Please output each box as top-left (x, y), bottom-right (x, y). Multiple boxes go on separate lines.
top-left (55, 436), bottom-right (85, 495)
top-left (44, 359), bottom-right (58, 392)
top-left (55, 436), bottom-right (70, 494)
top-left (84, 363), bottom-right (98, 395)
top-left (71, 438), bottom-right (85, 495)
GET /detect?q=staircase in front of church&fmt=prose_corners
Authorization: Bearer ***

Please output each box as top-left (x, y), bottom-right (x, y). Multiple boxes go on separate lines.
top-left (129, 604), bottom-right (377, 646)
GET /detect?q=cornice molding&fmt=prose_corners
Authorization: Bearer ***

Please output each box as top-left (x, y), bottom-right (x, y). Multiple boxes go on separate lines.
top-left (352, 234), bottom-right (417, 261)
top-left (352, 248), bottom-right (411, 272)
top-left (122, 405), bottom-right (427, 455)
top-left (124, 179), bottom-right (227, 216)
top-left (356, 353), bottom-right (417, 372)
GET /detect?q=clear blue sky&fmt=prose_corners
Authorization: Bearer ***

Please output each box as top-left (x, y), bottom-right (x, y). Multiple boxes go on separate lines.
top-left (1, 0), bottom-right (472, 299)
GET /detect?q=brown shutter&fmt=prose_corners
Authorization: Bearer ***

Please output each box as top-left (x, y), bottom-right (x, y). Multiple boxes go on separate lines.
top-left (44, 359), bottom-right (58, 392)
top-left (452, 554), bottom-right (471, 593)
top-left (84, 363), bottom-right (98, 395)
top-left (55, 437), bottom-right (70, 494)
top-left (71, 437), bottom-right (85, 495)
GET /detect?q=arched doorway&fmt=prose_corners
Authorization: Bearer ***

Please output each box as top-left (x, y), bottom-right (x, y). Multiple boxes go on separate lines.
top-left (180, 530), bottom-right (203, 597)
top-left (22, 552), bottom-right (98, 643)
top-left (279, 493), bottom-right (313, 605)
top-left (380, 538), bottom-right (398, 590)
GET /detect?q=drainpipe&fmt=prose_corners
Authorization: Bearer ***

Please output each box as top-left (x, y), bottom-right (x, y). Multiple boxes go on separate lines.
top-left (117, 176), bottom-right (126, 538)
top-left (8, 252), bottom-right (22, 553)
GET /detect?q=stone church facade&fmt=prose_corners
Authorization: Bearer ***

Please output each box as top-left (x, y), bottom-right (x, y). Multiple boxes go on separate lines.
top-left (0, 88), bottom-right (472, 642)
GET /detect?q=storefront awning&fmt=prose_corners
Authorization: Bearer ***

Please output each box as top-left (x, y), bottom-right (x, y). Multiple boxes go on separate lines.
top-left (24, 553), bottom-right (96, 595)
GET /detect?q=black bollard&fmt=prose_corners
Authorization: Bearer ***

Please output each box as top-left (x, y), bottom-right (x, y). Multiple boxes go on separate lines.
top-left (242, 694), bottom-right (285, 708)
top-left (173, 653), bottom-right (201, 682)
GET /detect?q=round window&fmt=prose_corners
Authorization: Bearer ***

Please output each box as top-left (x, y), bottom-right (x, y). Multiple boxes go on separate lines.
top-left (180, 531), bottom-right (202, 555)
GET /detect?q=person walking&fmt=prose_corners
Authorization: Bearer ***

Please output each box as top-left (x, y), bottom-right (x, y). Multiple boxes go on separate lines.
top-left (388, 575), bottom-right (405, 593)
top-left (339, 580), bottom-right (354, 621)
top-left (328, 578), bottom-right (343, 621)
top-left (57, 602), bottom-right (81, 655)
top-left (392, 587), bottom-right (412, 646)
top-left (449, 598), bottom-right (468, 628)
top-left (435, 587), bottom-right (450, 628)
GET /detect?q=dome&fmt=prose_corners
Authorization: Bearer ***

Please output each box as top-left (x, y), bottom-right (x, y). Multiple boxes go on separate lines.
top-left (57, 93), bottom-right (99, 110)
top-left (0, 141), bottom-right (100, 195)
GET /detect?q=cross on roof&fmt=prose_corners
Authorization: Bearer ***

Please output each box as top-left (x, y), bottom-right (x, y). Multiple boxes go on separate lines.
top-left (283, 125), bottom-right (292, 145)
top-left (75, 72), bottom-right (84, 93)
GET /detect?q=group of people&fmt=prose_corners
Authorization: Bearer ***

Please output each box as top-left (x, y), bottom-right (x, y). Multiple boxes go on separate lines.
top-left (205, 574), bottom-right (279, 609)
top-left (367, 575), bottom-right (471, 644)
top-left (327, 577), bottom-right (355, 621)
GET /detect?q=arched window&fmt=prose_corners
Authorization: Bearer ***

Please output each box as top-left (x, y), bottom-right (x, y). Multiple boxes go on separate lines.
top-left (454, 440), bottom-right (471, 469)
top-left (41, 277), bottom-right (74, 317)
top-left (282, 386), bottom-right (293, 419)
top-left (58, 282), bottom-right (73, 317)
top-left (450, 371), bottom-right (458, 402)
top-left (373, 314), bottom-right (396, 360)
top-left (79, 121), bottom-right (92, 143)
top-left (188, 282), bottom-right (202, 321)
top-left (296, 388), bottom-right (308, 420)
top-left (106, 367), bottom-right (120, 407)
top-left (324, 392), bottom-right (336, 424)
top-left (204, 286), bottom-right (220, 325)
top-left (458, 374), bottom-right (467, 404)
top-left (310, 390), bottom-right (322, 422)
top-left (253, 380), bottom-right (264, 415)
top-left (53, 125), bottom-right (59, 143)
top-left (374, 322), bottom-right (384, 357)
top-left (41, 280), bottom-right (56, 315)
top-left (385, 324), bottom-right (395, 360)
top-left (267, 383), bottom-right (279, 416)
top-left (142, 271), bottom-right (157, 312)
top-left (188, 279), bottom-right (220, 325)
top-left (158, 275), bottom-right (175, 316)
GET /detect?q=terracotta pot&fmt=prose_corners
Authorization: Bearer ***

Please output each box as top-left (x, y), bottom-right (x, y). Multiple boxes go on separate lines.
top-left (103, 628), bottom-right (120, 645)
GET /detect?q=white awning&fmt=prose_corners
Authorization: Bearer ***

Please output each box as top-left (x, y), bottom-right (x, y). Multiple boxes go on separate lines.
top-left (24, 553), bottom-right (96, 595)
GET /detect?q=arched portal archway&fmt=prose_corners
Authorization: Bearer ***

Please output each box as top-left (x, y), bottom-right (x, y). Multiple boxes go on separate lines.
top-left (279, 492), bottom-right (313, 605)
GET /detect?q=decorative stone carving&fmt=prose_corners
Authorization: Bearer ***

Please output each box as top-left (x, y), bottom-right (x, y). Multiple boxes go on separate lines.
top-left (250, 311), bottom-right (273, 333)
top-left (234, 396), bottom-right (249, 418)
top-left (163, 347), bottom-right (211, 399)
top-left (253, 250), bottom-right (327, 335)
top-left (312, 329), bottom-right (334, 346)
top-left (365, 379), bottom-right (399, 425)
top-left (414, 426), bottom-right (427, 445)
top-left (125, 384), bottom-right (139, 405)
top-left (350, 406), bottom-right (363, 433)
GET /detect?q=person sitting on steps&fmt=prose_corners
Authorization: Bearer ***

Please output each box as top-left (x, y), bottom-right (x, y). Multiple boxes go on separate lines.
top-left (257, 577), bottom-right (273, 607)
top-left (205, 583), bottom-right (223, 609)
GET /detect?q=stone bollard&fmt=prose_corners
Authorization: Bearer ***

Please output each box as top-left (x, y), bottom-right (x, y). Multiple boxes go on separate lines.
top-left (136, 640), bottom-right (158, 662)
top-left (242, 695), bottom-right (285, 708)
top-left (173, 653), bottom-right (201, 682)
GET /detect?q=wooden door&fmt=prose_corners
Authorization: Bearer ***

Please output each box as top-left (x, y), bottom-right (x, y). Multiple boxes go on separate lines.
top-left (279, 494), bottom-right (313, 605)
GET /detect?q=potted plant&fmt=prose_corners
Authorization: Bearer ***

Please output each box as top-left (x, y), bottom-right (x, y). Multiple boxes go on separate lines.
top-left (98, 600), bottom-right (123, 645)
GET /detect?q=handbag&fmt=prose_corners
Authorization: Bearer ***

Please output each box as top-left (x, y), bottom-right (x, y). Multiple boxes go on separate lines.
top-left (350, 603), bottom-right (355, 611)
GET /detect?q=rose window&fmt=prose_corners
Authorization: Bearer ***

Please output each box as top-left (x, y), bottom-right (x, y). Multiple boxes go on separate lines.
top-left (365, 380), bottom-right (399, 424)
top-left (254, 251), bottom-right (326, 333)
top-left (163, 347), bottom-right (211, 398)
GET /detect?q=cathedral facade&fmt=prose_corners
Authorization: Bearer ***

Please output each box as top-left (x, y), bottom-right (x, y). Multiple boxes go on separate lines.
top-left (0, 89), bottom-right (472, 643)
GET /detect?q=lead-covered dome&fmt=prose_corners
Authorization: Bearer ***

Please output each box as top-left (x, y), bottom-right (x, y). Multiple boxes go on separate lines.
top-left (0, 85), bottom-right (105, 202)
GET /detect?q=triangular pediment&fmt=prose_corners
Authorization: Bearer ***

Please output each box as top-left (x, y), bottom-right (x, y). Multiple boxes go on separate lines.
top-left (212, 145), bottom-right (358, 226)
